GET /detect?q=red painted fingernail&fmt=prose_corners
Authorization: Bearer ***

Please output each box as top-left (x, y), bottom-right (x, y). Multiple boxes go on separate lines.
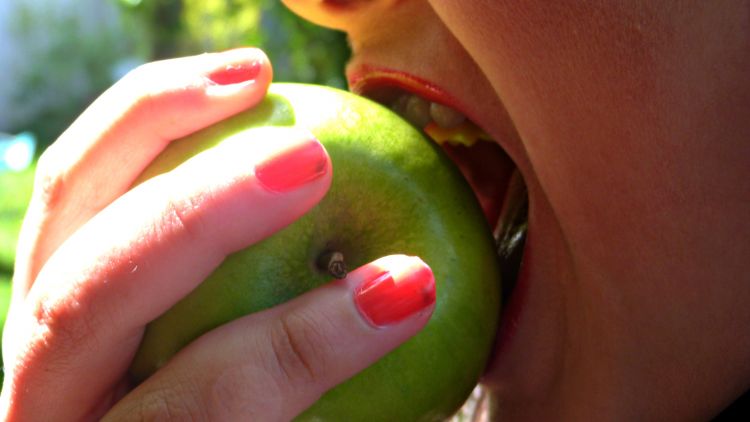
top-left (255, 138), bottom-right (328, 193)
top-left (354, 258), bottom-right (436, 327)
top-left (207, 59), bottom-right (262, 85)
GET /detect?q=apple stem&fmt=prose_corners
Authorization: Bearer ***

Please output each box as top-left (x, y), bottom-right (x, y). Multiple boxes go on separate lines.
top-left (318, 251), bottom-right (348, 279)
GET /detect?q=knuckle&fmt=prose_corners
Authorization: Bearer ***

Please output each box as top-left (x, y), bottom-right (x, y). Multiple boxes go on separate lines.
top-left (209, 365), bottom-right (284, 420)
top-left (14, 291), bottom-right (106, 384)
top-left (121, 60), bottom-right (162, 90)
top-left (32, 292), bottom-right (100, 359)
top-left (130, 385), bottom-right (207, 422)
top-left (266, 311), bottom-right (335, 388)
top-left (119, 63), bottom-right (159, 100)
top-left (162, 194), bottom-right (208, 246)
top-left (119, 62), bottom-right (179, 131)
top-left (34, 145), bottom-right (66, 210)
top-left (35, 140), bottom-right (57, 171)
top-left (121, 59), bottom-right (202, 114)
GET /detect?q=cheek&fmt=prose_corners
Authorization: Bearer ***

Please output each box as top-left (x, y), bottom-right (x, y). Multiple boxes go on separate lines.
top-left (428, 0), bottom-right (692, 286)
top-left (433, 0), bottom-right (750, 414)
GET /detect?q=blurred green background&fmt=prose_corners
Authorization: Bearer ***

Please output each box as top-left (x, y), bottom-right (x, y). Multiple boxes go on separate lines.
top-left (0, 0), bottom-right (349, 379)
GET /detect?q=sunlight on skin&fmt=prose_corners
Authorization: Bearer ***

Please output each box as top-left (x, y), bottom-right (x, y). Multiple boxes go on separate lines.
top-left (284, 0), bottom-right (750, 419)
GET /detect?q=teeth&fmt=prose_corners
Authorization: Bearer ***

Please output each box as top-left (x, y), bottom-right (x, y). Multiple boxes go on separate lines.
top-left (403, 95), bottom-right (432, 128)
top-left (430, 102), bottom-right (466, 129)
top-left (390, 94), bottom-right (409, 115)
top-left (391, 93), bottom-right (467, 130)
top-left (391, 94), bottom-right (431, 127)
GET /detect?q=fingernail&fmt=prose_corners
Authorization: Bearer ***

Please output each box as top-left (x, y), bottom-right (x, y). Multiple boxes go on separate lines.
top-left (255, 138), bottom-right (329, 193)
top-left (207, 50), bottom-right (263, 85)
top-left (354, 257), bottom-right (436, 328)
top-left (207, 61), bottom-right (261, 85)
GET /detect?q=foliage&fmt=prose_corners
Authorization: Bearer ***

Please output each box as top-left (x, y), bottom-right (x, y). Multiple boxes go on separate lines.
top-left (4, 0), bottom-right (349, 152)
top-left (4, 1), bottom-right (145, 150)
top-left (0, 165), bottom-right (34, 278)
top-left (0, 165), bottom-right (35, 381)
top-left (118, 0), bottom-right (350, 87)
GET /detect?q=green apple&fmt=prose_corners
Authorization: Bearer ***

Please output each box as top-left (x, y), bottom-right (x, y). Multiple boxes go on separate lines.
top-left (129, 83), bottom-right (501, 421)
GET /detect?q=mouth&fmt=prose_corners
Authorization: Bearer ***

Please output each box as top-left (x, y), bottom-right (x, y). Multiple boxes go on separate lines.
top-left (348, 66), bottom-right (528, 309)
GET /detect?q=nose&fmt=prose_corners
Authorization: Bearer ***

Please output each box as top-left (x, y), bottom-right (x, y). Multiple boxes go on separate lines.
top-left (282, 0), bottom-right (401, 31)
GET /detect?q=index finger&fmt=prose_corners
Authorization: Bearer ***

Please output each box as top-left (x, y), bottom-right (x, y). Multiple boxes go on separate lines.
top-left (16, 48), bottom-right (273, 294)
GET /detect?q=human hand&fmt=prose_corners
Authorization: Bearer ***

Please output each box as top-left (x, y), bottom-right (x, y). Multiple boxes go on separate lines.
top-left (0, 48), bottom-right (435, 421)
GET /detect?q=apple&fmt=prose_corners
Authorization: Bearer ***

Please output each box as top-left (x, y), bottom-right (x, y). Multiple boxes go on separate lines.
top-left (129, 83), bottom-right (501, 421)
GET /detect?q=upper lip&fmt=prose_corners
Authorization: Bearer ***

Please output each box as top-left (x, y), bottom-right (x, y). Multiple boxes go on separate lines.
top-left (346, 63), bottom-right (519, 221)
top-left (347, 64), bottom-right (482, 125)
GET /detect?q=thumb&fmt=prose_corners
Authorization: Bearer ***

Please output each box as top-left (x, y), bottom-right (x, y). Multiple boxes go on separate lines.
top-left (104, 255), bottom-right (436, 421)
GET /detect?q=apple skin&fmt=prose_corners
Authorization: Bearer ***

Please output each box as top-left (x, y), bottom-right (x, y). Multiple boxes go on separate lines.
top-left (129, 83), bottom-right (501, 421)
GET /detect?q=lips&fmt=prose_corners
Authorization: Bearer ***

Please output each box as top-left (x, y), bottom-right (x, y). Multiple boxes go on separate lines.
top-left (348, 65), bottom-right (529, 307)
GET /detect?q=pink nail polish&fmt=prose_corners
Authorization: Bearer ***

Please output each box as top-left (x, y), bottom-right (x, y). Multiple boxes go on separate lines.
top-left (255, 139), bottom-right (328, 193)
top-left (354, 261), bottom-right (436, 327)
top-left (207, 60), bottom-right (261, 85)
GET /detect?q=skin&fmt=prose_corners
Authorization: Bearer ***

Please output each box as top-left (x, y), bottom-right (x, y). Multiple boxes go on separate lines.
top-left (0, 49), bottom-right (435, 420)
top-left (284, 0), bottom-right (750, 420)
top-left (2, 1), bottom-right (748, 421)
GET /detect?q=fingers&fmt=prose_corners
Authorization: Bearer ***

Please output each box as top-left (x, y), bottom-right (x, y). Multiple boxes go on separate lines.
top-left (1, 130), bottom-right (331, 422)
top-left (103, 255), bottom-right (436, 421)
top-left (14, 48), bottom-right (273, 294)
